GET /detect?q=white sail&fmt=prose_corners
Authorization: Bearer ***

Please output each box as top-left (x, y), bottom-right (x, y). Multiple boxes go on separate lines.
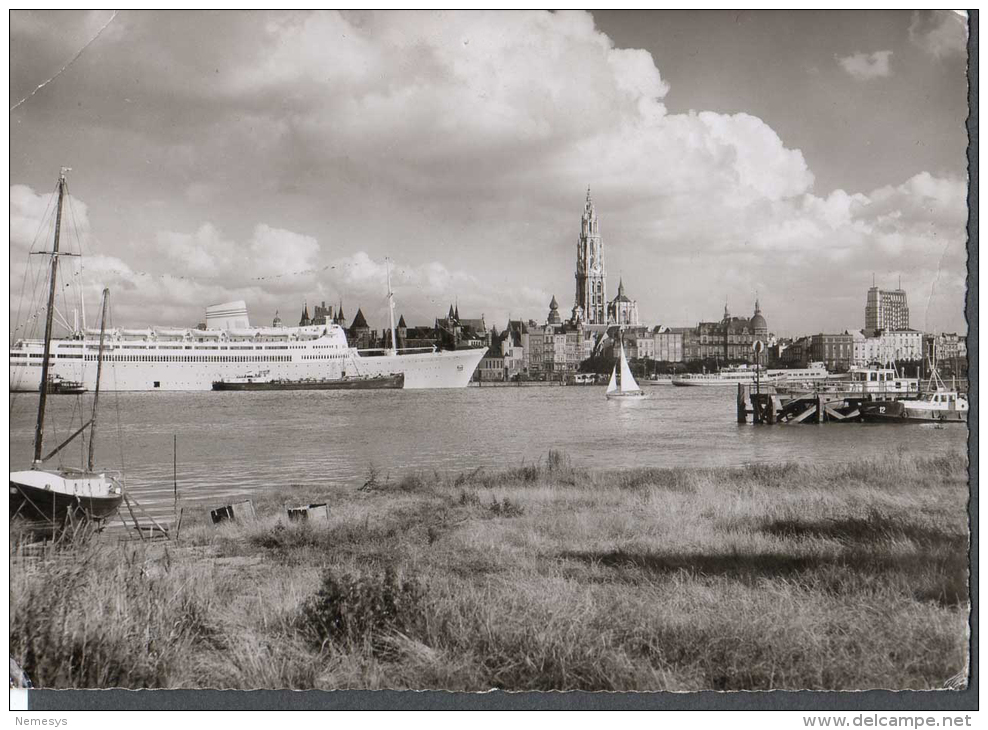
top-left (618, 343), bottom-right (641, 392)
top-left (606, 365), bottom-right (617, 394)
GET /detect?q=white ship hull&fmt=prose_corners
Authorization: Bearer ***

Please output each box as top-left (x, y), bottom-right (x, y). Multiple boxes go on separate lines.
top-left (11, 329), bottom-right (486, 392)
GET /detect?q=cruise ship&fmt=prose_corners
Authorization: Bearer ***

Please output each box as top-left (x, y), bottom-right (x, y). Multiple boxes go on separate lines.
top-left (10, 300), bottom-right (486, 392)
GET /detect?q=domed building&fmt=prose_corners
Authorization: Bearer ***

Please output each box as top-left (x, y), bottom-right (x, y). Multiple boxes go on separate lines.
top-left (749, 298), bottom-right (768, 339)
top-left (607, 279), bottom-right (639, 326)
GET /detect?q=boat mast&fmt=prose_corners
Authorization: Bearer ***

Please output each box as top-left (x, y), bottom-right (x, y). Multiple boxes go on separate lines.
top-left (32, 168), bottom-right (69, 463)
top-left (386, 257), bottom-right (398, 357)
top-left (88, 288), bottom-right (109, 472)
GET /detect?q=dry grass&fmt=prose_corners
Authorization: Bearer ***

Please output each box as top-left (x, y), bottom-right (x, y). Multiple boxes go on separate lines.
top-left (9, 450), bottom-right (970, 691)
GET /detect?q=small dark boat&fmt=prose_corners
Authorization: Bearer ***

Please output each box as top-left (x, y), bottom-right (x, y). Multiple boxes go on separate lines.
top-left (212, 371), bottom-right (404, 391)
top-left (46, 376), bottom-right (87, 395)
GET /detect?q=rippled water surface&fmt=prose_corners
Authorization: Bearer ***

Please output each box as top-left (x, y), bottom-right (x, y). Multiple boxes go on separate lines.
top-left (10, 385), bottom-right (969, 506)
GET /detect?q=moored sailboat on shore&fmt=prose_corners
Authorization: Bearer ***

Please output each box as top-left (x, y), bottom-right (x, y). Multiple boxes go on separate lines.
top-left (10, 170), bottom-right (123, 529)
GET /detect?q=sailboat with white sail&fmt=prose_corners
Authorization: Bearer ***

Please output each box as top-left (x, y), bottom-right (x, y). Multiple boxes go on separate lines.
top-left (605, 339), bottom-right (648, 400)
top-left (10, 170), bottom-right (124, 529)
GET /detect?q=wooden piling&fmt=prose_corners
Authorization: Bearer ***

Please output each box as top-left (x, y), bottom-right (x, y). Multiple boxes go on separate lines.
top-left (816, 395), bottom-right (825, 423)
top-left (737, 384), bottom-right (748, 423)
top-left (767, 396), bottom-right (777, 425)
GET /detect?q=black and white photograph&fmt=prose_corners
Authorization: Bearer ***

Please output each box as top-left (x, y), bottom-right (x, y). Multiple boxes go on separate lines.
top-left (8, 8), bottom-right (973, 707)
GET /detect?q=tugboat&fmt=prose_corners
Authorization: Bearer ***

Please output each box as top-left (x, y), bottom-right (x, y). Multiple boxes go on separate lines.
top-left (860, 356), bottom-right (967, 424)
top-left (859, 391), bottom-right (968, 423)
top-left (10, 170), bottom-right (124, 529)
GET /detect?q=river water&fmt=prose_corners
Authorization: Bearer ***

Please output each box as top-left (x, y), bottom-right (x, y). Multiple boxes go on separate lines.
top-left (9, 385), bottom-right (968, 512)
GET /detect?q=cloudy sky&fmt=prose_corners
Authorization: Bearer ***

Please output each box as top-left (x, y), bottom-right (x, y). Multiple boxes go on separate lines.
top-left (10, 10), bottom-right (969, 337)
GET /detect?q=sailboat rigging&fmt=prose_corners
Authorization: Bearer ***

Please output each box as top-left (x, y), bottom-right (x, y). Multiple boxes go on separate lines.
top-left (605, 334), bottom-right (648, 401)
top-left (10, 169), bottom-right (124, 529)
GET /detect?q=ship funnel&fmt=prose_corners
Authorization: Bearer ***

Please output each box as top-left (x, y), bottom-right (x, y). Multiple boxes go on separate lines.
top-left (205, 300), bottom-right (250, 330)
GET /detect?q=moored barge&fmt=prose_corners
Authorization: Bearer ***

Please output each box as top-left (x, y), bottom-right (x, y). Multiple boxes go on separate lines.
top-left (212, 371), bottom-right (404, 391)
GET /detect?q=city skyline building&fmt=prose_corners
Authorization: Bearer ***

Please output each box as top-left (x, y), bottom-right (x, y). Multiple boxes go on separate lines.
top-left (865, 282), bottom-right (910, 335)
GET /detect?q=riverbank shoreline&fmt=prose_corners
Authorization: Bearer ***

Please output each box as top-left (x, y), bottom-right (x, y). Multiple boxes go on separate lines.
top-left (10, 450), bottom-right (969, 691)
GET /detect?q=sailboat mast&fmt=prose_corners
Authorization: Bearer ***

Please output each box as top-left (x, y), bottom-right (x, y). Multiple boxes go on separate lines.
top-left (88, 288), bottom-right (110, 472)
top-left (386, 257), bottom-right (397, 357)
top-left (32, 170), bottom-right (68, 463)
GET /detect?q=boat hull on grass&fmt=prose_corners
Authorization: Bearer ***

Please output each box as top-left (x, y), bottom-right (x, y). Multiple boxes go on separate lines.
top-left (10, 469), bottom-right (124, 524)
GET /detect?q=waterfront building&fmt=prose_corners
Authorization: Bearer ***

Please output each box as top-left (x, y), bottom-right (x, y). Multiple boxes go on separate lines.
top-left (272, 311), bottom-right (282, 328)
top-left (403, 323), bottom-right (441, 350)
top-left (435, 306), bottom-right (489, 350)
top-left (517, 299), bottom-right (586, 380)
top-left (299, 302), bottom-right (312, 327)
top-left (503, 322), bottom-right (527, 379)
top-left (396, 315), bottom-right (407, 349)
top-left (924, 332), bottom-right (968, 376)
top-left (852, 328), bottom-right (924, 366)
top-left (653, 327), bottom-right (685, 363)
top-left (574, 188), bottom-right (607, 325)
top-left (780, 336), bottom-right (811, 367)
top-left (865, 284), bottom-right (910, 335)
top-left (881, 329), bottom-right (923, 361)
top-left (348, 308), bottom-right (372, 349)
top-left (808, 333), bottom-right (854, 371)
top-left (925, 332), bottom-right (967, 362)
top-left (691, 300), bottom-right (767, 364)
top-left (312, 301), bottom-right (334, 326)
top-left (477, 340), bottom-right (506, 382)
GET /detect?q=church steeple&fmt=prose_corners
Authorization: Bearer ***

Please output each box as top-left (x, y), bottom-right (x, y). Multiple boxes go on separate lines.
top-left (575, 186), bottom-right (606, 325)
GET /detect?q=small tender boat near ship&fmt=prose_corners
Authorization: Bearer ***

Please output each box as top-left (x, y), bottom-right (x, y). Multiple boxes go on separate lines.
top-left (212, 370), bottom-right (404, 391)
top-left (46, 374), bottom-right (87, 395)
top-left (606, 340), bottom-right (648, 400)
top-left (10, 170), bottom-right (124, 530)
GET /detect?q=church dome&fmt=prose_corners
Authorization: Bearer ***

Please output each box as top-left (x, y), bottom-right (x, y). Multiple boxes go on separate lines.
top-left (749, 298), bottom-right (768, 334)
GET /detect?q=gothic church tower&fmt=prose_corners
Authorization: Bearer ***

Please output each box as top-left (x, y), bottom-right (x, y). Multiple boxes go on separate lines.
top-left (575, 187), bottom-right (606, 324)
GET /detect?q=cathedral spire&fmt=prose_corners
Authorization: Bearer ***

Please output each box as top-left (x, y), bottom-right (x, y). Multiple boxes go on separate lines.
top-left (575, 187), bottom-right (605, 325)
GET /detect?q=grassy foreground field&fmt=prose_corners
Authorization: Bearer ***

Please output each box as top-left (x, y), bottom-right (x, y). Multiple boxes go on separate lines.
top-left (10, 450), bottom-right (970, 691)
